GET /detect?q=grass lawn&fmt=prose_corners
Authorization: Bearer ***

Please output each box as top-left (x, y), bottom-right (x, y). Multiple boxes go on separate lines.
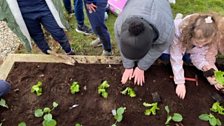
top-left (17, 0), bottom-right (224, 56)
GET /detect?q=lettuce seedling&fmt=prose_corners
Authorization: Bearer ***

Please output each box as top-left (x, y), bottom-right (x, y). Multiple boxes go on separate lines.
top-left (75, 123), bottom-right (82, 126)
top-left (34, 102), bottom-right (59, 126)
top-left (112, 107), bottom-right (126, 126)
top-left (210, 102), bottom-right (224, 115)
top-left (214, 71), bottom-right (224, 85)
top-left (98, 80), bottom-right (110, 98)
top-left (199, 113), bottom-right (222, 126)
top-left (0, 98), bottom-right (8, 108)
top-left (31, 81), bottom-right (43, 96)
top-left (70, 82), bottom-right (80, 94)
top-left (121, 87), bottom-right (136, 97)
top-left (143, 102), bottom-right (159, 116)
top-left (165, 106), bottom-right (183, 125)
top-left (18, 122), bottom-right (26, 126)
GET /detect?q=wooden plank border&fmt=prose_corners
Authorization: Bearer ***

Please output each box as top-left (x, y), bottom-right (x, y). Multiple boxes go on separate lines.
top-left (0, 54), bottom-right (121, 80)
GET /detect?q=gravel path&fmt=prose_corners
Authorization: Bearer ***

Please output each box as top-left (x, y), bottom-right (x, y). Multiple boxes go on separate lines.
top-left (0, 21), bottom-right (20, 60)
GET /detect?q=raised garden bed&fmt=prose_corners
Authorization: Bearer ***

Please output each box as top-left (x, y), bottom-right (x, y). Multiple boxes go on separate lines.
top-left (0, 54), bottom-right (223, 126)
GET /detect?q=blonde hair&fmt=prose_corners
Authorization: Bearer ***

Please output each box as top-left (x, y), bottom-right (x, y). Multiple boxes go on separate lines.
top-left (180, 14), bottom-right (218, 49)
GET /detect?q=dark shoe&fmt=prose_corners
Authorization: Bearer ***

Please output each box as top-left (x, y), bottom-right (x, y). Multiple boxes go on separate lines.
top-left (76, 25), bottom-right (93, 35)
top-left (67, 50), bottom-right (75, 55)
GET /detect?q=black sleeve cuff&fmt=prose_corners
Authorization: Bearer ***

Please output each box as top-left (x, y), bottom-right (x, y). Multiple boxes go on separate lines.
top-left (203, 68), bottom-right (215, 77)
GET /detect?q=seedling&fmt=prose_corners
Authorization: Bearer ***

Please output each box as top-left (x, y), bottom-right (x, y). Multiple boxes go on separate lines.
top-left (143, 102), bottom-right (159, 116)
top-left (165, 106), bottom-right (183, 125)
top-left (98, 80), bottom-right (110, 98)
top-left (34, 102), bottom-right (59, 126)
top-left (111, 107), bottom-right (126, 126)
top-left (214, 71), bottom-right (224, 85)
top-left (0, 98), bottom-right (8, 108)
top-left (75, 123), bottom-right (82, 126)
top-left (18, 122), bottom-right (26, 126)
top-left (31, 81), bottom-right (43, 96)
top-left (70, 82), bottom-right (80, 94)
top-left (199, 113), bottom-right (221, 126)
top-left (121, 87), bottom-right (136, 97)
top-left (210, 102), bottom-right (224, 115)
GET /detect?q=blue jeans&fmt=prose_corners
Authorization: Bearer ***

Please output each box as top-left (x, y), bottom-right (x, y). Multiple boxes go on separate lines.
top-left (160, 53), bottom-right (192, 63)
top-left (0, 80), bottom-right (11, 97)
top-left (84, 0), bottom-right (111, 51)
top-left (63, 0), bottom-right (84, 26)
top-left (22, 10), bottom-right (72, 53)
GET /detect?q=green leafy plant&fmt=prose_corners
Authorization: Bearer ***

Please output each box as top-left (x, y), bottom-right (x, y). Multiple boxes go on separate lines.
top-left (199, 113), bottom-right (221, 126)
top-left (121, 87), bottom-right (136, 97)
top-left (31, 81), bottom-right (43, 96)
top-left (165, 106), bottom-right (183, 125)
top-left (70, 82), bottom-right (80, 94)
top-left (34, 102), bottom-right (59, 126)
top-left (18, 122), bottom-right (26, 126)
top-left (111, 107), bottom-right (126, 126)
top-left (143, 102), bottom-right (159, 116)
top-left (98, 80), bottom-right (110, 98)
top-left (75, 123), bottom-right (82, 126)
top-left (210, 102), bottom-right (224, 115)
top-left (214, 71), bottom-right (224, 85)
top-left (0, 98), bottom-right (8, 108)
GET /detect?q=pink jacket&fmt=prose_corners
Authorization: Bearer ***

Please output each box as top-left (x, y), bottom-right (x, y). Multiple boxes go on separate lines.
top-left (170, 15), bottom-right (219, 85)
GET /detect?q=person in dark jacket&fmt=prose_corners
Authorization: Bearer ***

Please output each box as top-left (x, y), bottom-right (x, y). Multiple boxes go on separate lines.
top-left (114, 0), bottom-right (175, 86)
top-left (84, 0), bottom-right (112, 56)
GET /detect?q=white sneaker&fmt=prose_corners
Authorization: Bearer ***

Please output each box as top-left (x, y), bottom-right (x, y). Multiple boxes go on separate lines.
top-left (102, 50), bottom-right (112, 56)
top-left (90, 38), bottom-right (102, 47)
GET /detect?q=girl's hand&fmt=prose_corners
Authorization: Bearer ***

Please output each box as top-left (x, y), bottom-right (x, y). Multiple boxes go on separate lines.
top-left (176, 84), bottom-right (186, 99)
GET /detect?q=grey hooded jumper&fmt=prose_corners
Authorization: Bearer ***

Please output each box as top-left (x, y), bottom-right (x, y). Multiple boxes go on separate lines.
top-left (114, 0), bottom-right (175, 70)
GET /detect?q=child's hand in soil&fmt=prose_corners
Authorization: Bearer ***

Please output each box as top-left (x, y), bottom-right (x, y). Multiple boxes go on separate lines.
top-left (132, 67), bottom-right (145, 86)
top-left (176, 84), bottom-right (186, 99)
top-left (121, 68), bottom-right (134, 84)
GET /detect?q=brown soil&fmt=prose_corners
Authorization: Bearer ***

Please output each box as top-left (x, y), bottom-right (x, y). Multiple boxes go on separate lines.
top-left (0, 63), bottom-right (224, 126)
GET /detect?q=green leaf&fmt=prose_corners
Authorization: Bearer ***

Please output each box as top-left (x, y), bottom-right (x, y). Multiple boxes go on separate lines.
top-left (165, 116), bottom-right (172, 125)
top-left (43, 119), bottom-right (57, 126)
top-left (127, 88), bottom-right (136, 97)
top-left (217, 118), bottom-right (222, 126)
top-left (102, 91), bottom-right (108, 98)
top-left (214, 71), bottom-right (224, 85)
top-left (165, 106), bottom-right (170, 114)
top-left (53, 102), bottom-right (59, 108)
top-left (117, 107), bottom-right (126, 115)
top-left (31, 81), bottom-right (42, 96)
top-left (143, 102), bottom-right (159, 116)
top-left (144, 109), bottom-right (152, 116)
top-left (18, 122), bottom-right (26, 126)
top-left (70, 82), bottom-right (80, 94)
top-left (199, 114), bottom-right (210, 121)
top-left (209, 116), bottom-right (217, 126)
top-left (121, 87), bottom-right (129, 95)
top-left (210, 102), bottom-right (224, 115)
top-left (172, 113), bottom-right (183, 122)
top-left (34, 109), bottom-right (44, 117)
top-left (0, 98), bottom-right (8, 108)
top-left (44, 113), bottom-right (53, 121)
top-left (75, 123), bottom-right (82, 126)
top-left (43, 107), bottom-right (51, 113)
top-left (115, 114), bottom-right (123, 122)
top-left (112, 124), bottom-right (116, 126)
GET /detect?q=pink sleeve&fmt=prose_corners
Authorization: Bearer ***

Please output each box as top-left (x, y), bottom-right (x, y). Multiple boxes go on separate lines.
top-left (170, 19), bottom-right (186, 84)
